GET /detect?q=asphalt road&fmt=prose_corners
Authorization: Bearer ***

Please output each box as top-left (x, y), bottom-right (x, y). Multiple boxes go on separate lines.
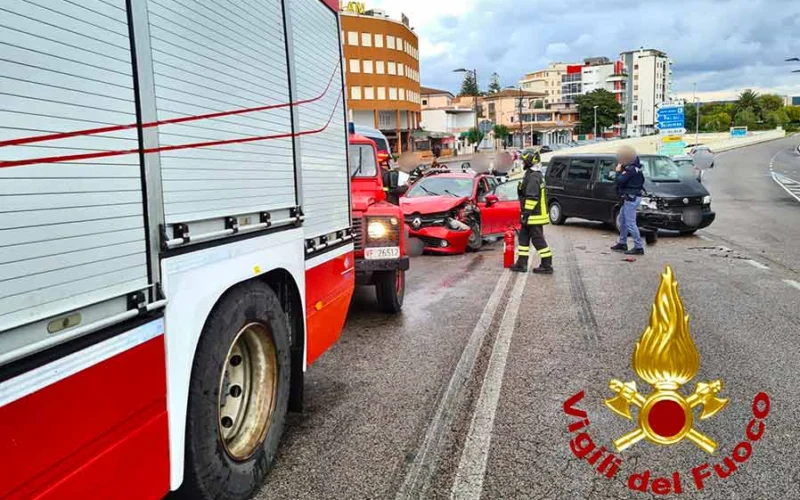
top-left (257, 136), bottom-right (800, 499)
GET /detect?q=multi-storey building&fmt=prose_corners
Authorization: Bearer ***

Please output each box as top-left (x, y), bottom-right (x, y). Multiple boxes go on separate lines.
top-left (620, 48), bottom-right (672, 136)
top-left (341, 8), bottom-right (421, 153)
top-left (519, 63), bottom-right (569, 105)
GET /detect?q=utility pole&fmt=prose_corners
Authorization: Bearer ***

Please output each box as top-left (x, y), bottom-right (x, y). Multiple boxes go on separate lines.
top-left (593, 105), bottom-right (599, 141)
top-left (518, 87), bottom-right (524, 148)
top-left (693, 83), bottom-right (700, 146)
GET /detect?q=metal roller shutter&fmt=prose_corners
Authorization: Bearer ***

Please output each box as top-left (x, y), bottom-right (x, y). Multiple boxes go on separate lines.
top-left (0, 0), bottom-right (150, 344)
top-left (289, 0), bottom-right (349, 239)
top-left (144, 0), bottom-right (296, 225)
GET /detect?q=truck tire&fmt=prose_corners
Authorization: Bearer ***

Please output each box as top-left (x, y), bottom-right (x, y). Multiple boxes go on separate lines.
top-left (179, 281), bottom-right (291, 500)
top-left (375, 269), bottom-right (405, 313)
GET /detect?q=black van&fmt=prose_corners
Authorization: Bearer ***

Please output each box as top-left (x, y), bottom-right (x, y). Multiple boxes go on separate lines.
top-left (545, 154), bottom-right (715, 235)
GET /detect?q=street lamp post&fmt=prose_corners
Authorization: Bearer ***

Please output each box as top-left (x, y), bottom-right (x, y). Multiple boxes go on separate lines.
top-left (454, 68), bottom-right (479, 150)
top-left (593, 105), bottom-right (599, 141)
top-left (693, 83), bottom-right (700, 146)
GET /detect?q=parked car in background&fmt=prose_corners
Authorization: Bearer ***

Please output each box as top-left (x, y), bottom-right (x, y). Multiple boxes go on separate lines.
top-left (400, 172), bottom-right (519, 253)
top-left (539, 145), bottom-right (553, 153)
top-left (673, 155), bottom-right (703, 182)
top-left (545, 154), bottom-right (715, 236)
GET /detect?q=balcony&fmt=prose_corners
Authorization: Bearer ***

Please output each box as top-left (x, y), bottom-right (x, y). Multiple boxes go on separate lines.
top-left (606, 73), bottom-right (628, 83)
top-left (612, 87), bottom-right (625, 94)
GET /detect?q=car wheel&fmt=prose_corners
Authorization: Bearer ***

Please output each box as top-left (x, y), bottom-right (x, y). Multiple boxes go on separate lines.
top-left (180, 281), bottom-right (290, 500)
top-left (375, 269), bottom-right (405, 313)
top-left (548, 201), bottom-right (565, 225)
top-left (467, 219), bottom-right (483, 251)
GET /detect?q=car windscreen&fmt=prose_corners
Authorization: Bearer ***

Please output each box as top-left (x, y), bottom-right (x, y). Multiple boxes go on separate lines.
top-left (349, 144), bottom-right (378, 178)
top-left (370, 136), bottom-right (389, 152)
top-left (640, 156), bottom-right (682, 182)
top-left (405, 177), bottom-right (473, 198)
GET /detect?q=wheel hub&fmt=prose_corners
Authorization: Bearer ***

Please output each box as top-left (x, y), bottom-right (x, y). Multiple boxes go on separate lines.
top-left (218, 322), bottom-right (278, 461)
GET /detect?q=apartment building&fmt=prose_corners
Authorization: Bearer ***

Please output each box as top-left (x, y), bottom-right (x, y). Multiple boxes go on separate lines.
top-left (479, 89), bottom-right (572, 147)
top-left (621, 48), bottom-right (672, 136)
top-left (341, 8), bottom-right (421, 153)
top-left (519, 63), bottom-right (569, 105)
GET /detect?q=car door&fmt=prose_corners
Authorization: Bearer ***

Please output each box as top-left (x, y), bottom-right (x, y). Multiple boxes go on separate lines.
top-left (591, 157), bottom-right (620, 222)
top-left (562, 157), bottom-right (596, 218)
top-left (481, 179), bottom-right (521, 234)
top-left (474, 176), bottom-right (494, 235)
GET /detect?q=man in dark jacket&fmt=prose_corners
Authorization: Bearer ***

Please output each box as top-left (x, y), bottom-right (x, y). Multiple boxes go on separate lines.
top-left (510, 150), bottom-right (553, 274)
top-left (610, 146), bottom-right (645, 255)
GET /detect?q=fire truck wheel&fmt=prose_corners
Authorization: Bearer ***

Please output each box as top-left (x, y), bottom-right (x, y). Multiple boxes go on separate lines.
top-left (180, 281), bottom-right (290, 500)
top-left (375, 269), bottom-right (405, 313)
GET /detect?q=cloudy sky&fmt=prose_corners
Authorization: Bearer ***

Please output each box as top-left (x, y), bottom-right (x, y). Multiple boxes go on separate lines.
top-left (368, 0), bottom-right (800, 101)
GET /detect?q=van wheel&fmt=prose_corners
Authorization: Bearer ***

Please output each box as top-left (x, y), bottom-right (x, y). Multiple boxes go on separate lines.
top-left (548, 201), bottom-right (565, 225)
top-left (180, 281), bottom-right (290, 500)
top-left (375, 269), bottom-right (405, 313)
top-left (645, 230), bottom-right (658, 245)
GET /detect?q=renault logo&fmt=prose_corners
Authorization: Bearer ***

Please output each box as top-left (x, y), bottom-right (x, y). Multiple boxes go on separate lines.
top-left (683, 198), bottom-right (690, 205)
top-left (412, 217), bottom-right (422, 229)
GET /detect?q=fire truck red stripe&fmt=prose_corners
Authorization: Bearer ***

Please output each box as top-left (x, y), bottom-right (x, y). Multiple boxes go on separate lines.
top-left (0, 93), bottom-right (342, 169)
top-left (0, 66), bottom-right (339, 149)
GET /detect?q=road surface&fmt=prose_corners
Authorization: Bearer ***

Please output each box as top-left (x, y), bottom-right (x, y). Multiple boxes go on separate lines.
top-left (257, 136), bottom-right (800, 499)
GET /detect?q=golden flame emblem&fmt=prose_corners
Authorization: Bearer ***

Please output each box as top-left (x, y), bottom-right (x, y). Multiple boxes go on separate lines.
top-left (605, 265), bottom-right (728, 453)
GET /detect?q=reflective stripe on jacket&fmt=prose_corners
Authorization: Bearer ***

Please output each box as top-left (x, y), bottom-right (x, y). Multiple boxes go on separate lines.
top-left (518, 169), bottom-right (549, 226)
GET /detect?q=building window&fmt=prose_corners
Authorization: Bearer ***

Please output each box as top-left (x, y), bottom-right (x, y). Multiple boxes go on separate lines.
top-left (377, 87), bottom-right (386, 100)
top-left (634, 85), bottom-right (638, 90)
top-left (364, 86), bottom-right (374, 100)
top-left (351, 86), bottom-right (361, 100)
top-left (397, 64), bottom-right (404, 77)
top-left (361, 33), bottom-right (371, 47)
top-left (399, 88), bottom-right (406, 100)
top-left (347, 31), bottom-right (358, 46)
top-left (389, 87), bottom-right (398, 100)
top-left (349, 59), bottom-right (359, 73)
top-left (388, 62), bottom-right (396, 75)
top-left (363, 60), bottom-right (373, 74)
top-left (376, 61), bottom-right (385, 74)
top-left (422, 98), bottom-right (428, 106)
top-left (374, 34), bottom-right (383, 48)
top-left (387, 35), bottom-right (395, 50)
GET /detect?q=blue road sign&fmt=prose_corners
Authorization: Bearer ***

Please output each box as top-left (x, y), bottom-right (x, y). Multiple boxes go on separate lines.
top-left (657, 106), bottom-right (685, 131)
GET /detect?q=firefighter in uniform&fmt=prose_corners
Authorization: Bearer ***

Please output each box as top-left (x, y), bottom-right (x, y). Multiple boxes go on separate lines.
top-left (511, 150), bottom-right (554, 274)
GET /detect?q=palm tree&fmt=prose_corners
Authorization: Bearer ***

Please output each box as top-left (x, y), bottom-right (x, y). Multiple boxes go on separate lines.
top-left (734, 89), bottom-right (761, 119)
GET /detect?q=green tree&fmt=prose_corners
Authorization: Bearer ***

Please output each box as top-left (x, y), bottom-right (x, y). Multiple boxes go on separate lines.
top-left (701, 112), bottom-right (731, 132)
top-left (459, 71), bottom-right (480, 97)
top-left (466, 127), bottom-right (484, 146)
top-left (757, 94), bottom-right (784, 115)
top-left (492, 124), bottom-right (510, 148)
top-left (573, 89), bottom-right (624, 134)
top-left (734, 89), bottom-right (761, 120)
top-left (534, 100), bottom-right (545, 109)
top-left (765, 108), bottom-right (789, 128)
top-left (786, 106), bottom-right (800, 123)
top-left (488, 72), bottom-right (502, 94)
top-left (734, 108), bottom-right (758, 128)
top-left (684, 102), bottom-right (698, 133)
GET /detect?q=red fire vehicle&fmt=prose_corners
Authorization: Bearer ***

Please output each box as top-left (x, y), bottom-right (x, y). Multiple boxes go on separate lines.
top-left (349, 130), bottom-right (409, 313)
top-left (0, 1), bottom-right (351, 499)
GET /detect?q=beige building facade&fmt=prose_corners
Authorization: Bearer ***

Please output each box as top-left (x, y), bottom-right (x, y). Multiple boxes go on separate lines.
top-left (519, 63), bottom-right (570, 105)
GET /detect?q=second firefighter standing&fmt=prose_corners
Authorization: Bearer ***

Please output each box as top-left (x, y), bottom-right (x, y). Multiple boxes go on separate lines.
top-left (511, 150), bottom-right (554, 274)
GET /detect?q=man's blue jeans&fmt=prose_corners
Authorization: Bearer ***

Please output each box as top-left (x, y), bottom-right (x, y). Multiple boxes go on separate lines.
top-left (618, 197), bottom-right (643, 249)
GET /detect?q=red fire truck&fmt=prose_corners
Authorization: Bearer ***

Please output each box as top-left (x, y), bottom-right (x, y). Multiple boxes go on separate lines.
top-left (348, 130), bottom-right (409, 313)
top-left (0, 1), bottom-right (350, 498)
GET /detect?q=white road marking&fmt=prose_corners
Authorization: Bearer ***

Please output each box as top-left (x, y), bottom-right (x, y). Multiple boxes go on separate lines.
top-left (747, 259), bottom-right (770, 270)
top-left (783, 279), bottom-right (800, 291)
top-left (451, 272), bottom-right (529, 500)
top-left (697, 234), bottom-right (714, 242)
top-left (771, 172), bottom-right (800, 203)
top-left (396, 270), bottom-right (512, 499)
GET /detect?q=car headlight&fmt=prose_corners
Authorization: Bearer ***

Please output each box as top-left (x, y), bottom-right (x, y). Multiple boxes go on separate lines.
top-left (640, 197), bottom-right (659, 210)
top-left (702, 195), bottom-right (712, 205)
top-left (446, 217), bottom-right (470, 231)
top-left (367, 221), bottom-right (388, 239)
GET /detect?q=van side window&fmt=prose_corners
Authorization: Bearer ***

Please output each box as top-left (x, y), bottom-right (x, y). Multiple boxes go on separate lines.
top-left (566, 158), bottom-right (595, 181)
top-left (547, 158), bottom-right (568, 179)
top-left (597, 159), bottom-right (616, 183)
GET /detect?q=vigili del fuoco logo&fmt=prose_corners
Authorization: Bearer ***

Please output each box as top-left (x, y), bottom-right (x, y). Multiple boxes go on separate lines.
top-left (562, 265), bottom-right (770, 495)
